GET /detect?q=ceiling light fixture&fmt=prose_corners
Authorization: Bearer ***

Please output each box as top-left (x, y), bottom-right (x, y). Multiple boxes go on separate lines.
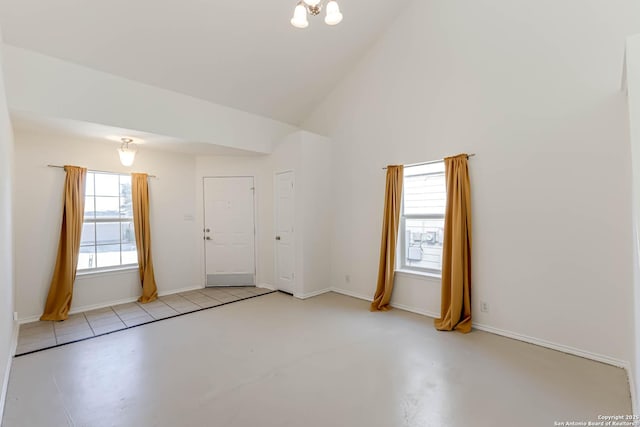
top-left (291, 0), bottom-right (343, 29)
top-left (118, 138), bottom-right (137, 167)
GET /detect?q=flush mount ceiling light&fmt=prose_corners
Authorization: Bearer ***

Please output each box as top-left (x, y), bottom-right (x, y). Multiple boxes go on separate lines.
top-left (118, 138), bottom-right (137, 167)
top-left (291, 0), bottom-right (343, 29)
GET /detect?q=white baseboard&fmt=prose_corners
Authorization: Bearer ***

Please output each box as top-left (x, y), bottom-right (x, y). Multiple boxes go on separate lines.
top-left (18, 314), bottom-right (48, 325)
top-left (71, 297), bottom-right (138, 316)
top-left (1, 321), bottom-right (19, 422)
top-left (19, 297), bottom-right (139, 324)
top-left (330, 287), bottom-right (440, 317)
top-left (158, 285), bottom-right (203, 297)
top-left (389, 302), bottom-right (439, 319)
top-left (473, 322), bottom-right (630, 369)
top-left (261, 284), bottom-right (332, 299)
top-left (330, 287), bottom-right (372, 302)
top-left (628, 367), bottom-right (637, 416)
top-left (257, 283), bottom-right (276, 291)
top-left (296, 288), bottom-right (331, 300)
top-left (330, 286), bottom-right (631, 371)
top-left (19, 285), bottom-right (205, 324)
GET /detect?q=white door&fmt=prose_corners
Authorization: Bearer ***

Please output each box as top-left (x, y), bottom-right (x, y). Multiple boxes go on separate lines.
top-left (203, 177), bottom-right (255, 287)
top-left (275, 171), bottom-right (295, 294)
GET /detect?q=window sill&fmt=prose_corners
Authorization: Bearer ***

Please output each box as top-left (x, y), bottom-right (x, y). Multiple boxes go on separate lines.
top-left (76, 266), bottom-right (139, 279)
top-left (395, 269), bottom-right (441, 281)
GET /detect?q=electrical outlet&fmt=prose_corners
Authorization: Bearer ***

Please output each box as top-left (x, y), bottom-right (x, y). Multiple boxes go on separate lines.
top-left (480, 302), bottom-right (489, 313)
top-left (345, 274), bottom-right (351, 283)
top-left (13, 312), bottom-right (18, 321)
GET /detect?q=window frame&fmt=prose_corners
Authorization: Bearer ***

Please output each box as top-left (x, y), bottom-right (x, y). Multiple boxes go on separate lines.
top-left (397, 163), bottom-right (446, 277)
top-left (78, 171), bottom-right (138, 274)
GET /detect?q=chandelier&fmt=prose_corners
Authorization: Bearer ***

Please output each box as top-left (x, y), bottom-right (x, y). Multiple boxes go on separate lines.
top-left (118, 138), bottom-right (137, 167)
top-left (291, 0), bottom-right (343, 29)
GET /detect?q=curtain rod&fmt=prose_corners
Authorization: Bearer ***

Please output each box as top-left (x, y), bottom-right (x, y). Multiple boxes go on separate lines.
top-left (382, 154), bottom-right (476, 170)
top-left (47, 164), bottom-right (157, 178)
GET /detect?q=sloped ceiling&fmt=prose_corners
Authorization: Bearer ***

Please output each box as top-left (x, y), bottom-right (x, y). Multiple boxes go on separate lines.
top-left (0, 0), bottom-right (411, 125)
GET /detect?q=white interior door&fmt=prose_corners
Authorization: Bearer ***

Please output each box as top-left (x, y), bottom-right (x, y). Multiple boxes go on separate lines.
top-left (275, 171), bottom-right (295, 294)
top-left (204, 177), bottom-right (255, 287)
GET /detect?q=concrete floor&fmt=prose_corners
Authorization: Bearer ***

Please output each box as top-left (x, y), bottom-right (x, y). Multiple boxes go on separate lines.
top-left (2, 292), bottom-right (632, 427)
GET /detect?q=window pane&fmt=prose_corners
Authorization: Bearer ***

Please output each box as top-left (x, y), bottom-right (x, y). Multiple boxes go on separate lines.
top-left (95, 197), bottom-right (120, 219)
top-left (404, 218), bottom-right (444, 271)
top-left (121, 222), bottom-right (137, 264)
top-left (85, 173), bottom-right (95, 196)
top-left (80, 223), bottom-right (95, 245)
top-left (404, 173), bottom-right (446, 216)
top-left (121, 221), bottom-right (136, 245)
top-left (96, 222), bottom-right (121, 246)
top-left (77, 172), bottom-right (139, 272)
top-left (120, 175), bottom-right (131, 192)
top-left (94, 173), bottom-right (119, 197)
top-left (122, 246), bottom-right (138, 265)
top-left (120, 177), bottom-right (133, 218)
top-left (404, 162), bottom-right (445, 177)
top-left (78, 246), bottom-right (96, 270)
top-left (95, 244), bottom-right (122, 268)
top-left (84, 197), bottom-right (95, 219)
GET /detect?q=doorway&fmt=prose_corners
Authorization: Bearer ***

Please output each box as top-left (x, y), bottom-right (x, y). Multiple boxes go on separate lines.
top-left (203, 177), bottom-right (256, 287)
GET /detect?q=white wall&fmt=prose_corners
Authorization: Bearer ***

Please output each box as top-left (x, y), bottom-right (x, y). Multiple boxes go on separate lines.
top-left (196, 131), bottom-right (333, 298)
top-left (13, 130), bottom-right (200, 320)
top-left (626, 33), bottom-right (640, 413)
top-left (302, 0), bottom-right (639, 365)
top-left (299, 132), bottom-right (332, 297)
top-left (0, 33), bottom-right (16, 419)
top-left (2, 45), bottom-right (298, 154)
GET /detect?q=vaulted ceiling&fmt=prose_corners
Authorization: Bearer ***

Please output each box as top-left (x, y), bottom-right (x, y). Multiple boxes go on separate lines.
top-left (0, 0), bottom-right (411, 125)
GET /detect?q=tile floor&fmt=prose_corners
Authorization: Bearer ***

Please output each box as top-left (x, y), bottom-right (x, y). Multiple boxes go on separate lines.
top-left (15, 286), bottom-right (274, 355)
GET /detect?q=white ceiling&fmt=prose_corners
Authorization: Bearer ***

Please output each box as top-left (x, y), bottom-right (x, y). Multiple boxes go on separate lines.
top-left (0, 0), bottom-right (410, 125)
top-left (11, 112), bottom-right (264, 156)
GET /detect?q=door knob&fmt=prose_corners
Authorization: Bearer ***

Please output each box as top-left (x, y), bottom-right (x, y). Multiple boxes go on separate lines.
top-left (275, 236), bottom-right (281, 241)
top-left (206, 237), bottom-right (212, 240)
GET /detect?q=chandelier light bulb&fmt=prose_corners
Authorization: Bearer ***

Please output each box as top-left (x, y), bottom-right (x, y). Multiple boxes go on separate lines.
top-left (291, 0), bottom-right (342, 28)
top-left (118, 138), bottom-right (137, 167)
top-left (291, 3), bottom-right (309, 28)
top-left (325, 1), bottom-right (343, 26)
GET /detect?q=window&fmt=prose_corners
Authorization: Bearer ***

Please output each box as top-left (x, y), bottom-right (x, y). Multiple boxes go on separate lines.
top-left (398, 162), bottom-right (446, 276)
top-left (78, 172), bottom-right (138, 272)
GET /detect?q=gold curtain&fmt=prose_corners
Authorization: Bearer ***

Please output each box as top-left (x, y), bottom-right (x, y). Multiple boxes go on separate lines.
top-left (132, 173), bottom-right (158, 303)
top-left (40, 166), bottom-right (87, 321)
top-left (371, 165), bottom-right (404, 312)
top-left (435, 154), bottom-right (473, 333)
